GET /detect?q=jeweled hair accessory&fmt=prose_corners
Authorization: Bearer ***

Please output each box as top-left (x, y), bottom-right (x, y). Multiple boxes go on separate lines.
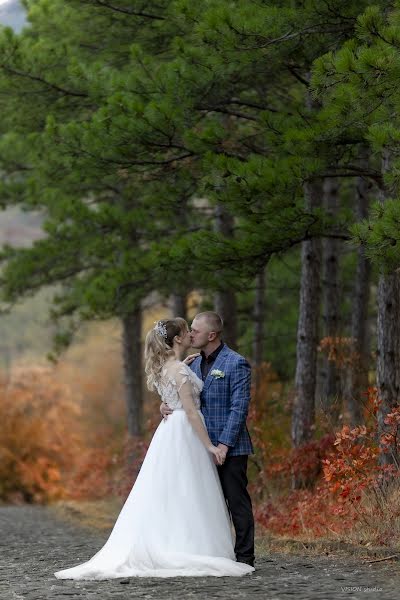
top-left (153, 320), bottom-right (168, 339)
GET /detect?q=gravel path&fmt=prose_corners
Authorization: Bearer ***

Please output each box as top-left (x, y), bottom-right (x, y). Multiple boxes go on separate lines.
top-left (0, 505), bottom-right (398, 599)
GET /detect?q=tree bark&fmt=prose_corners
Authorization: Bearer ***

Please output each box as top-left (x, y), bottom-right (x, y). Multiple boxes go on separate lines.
top-left (169, 195), bottom-right (189, 320)
top-left (377, 273), bottom-right (400, 466)
top-left (214, 291), bottom-right (238, 350)
top-left (253, 265), bottom-right (267, 368)
top-left (214, 204), bottom-right (238, 350)
top-left (377, 148), bottom-right (400, 467)
top-left (346, 156), bottom-right (371, 426)
top-left (320, 177), bottom-right (341, 423)
top-left (121, 305), bottom-right (143, 436)
top-left (292, 179), bottom-right (323, 466)
top-left (170, 293), bottom-right (187, 319)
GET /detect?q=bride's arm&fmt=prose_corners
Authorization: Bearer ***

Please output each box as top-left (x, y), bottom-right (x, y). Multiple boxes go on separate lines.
top-left (173, 367), bottom-right (223, 462)
top-left (178, 380), bottom-right (213, 450)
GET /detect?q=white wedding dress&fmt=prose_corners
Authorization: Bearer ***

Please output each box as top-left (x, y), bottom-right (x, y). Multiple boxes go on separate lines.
top-left (54, 361), bottom-right (254, 579)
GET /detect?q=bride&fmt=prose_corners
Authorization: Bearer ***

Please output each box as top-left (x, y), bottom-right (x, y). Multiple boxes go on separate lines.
top-left (54, 317), bottom-right (255, 579)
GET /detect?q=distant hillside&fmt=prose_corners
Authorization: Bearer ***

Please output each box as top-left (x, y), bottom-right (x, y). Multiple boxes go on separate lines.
top-left (0, 206), bottom-right (48, 368)
top-left (0, 0), bottom-right (26, 32)
top-left (0, 207), bottom-right (44, 247)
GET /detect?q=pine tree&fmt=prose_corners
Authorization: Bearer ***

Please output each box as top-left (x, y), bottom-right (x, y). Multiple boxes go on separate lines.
top-left (0, 0), bottom-right (180, 434)
top-left (320, 177), bottom-right (341, 422)
top-left (345, 149), bottom-right (372, 426)
top-left (312, 3), bottom-right (400, 465)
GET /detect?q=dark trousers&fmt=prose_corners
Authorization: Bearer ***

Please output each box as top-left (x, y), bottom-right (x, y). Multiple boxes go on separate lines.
top-left (217, 455), bottom-right (255, 563)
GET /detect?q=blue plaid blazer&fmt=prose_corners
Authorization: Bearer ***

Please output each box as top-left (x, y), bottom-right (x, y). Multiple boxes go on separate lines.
top-left (190, 344), bottom-right (254, 456)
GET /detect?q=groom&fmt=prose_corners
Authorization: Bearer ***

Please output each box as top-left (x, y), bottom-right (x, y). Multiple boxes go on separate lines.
top-left (161, 311), bottom-right (255, 567)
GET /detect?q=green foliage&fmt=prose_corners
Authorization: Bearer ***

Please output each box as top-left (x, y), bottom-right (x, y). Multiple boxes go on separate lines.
top-left (0, 0), bottom-right (392, 361)
top-left (311, 2), bottom-right (400, 270)
top-left (352, 199), bottom-right (400, 272)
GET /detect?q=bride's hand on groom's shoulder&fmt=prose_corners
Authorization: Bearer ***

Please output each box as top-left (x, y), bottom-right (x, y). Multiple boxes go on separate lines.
top-left (183, 353), bottom-right (200, 365)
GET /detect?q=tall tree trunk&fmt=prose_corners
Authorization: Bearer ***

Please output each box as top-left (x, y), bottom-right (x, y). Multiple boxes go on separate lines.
top-left (252, 264), bottom-right (269, 390)
top-left (377, 148), bottom-right (400, 468)
top-left (169, 195), bottom-right (189, 320)
top-left (292, 178), bottom-right (323, 487)
top-left (346, 153), bottom-right (371, 427)
top-left (377, 274), bottom-right (400, 466)
top-left (253, 265), bottom-right (267, 369)
top-left (214, 291), bottom-right (238, 350)
top-left (320, 177), bottom-right (341, 423)
top-left (121, 305), bottom-right (143, 436)
top-left (214, 204), bottom-right (238, 349)
top-left (170, 293), bottom-right (187, 319)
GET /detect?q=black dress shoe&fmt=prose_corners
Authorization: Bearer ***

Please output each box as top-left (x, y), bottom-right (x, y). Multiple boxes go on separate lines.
top-left (236, 557), bottom-right (255, 567)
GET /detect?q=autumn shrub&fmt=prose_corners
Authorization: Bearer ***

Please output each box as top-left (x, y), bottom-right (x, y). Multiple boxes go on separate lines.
top-left (253, 383), bottom-right (400, 546)
top-left (317, 335), bottom-right (356, 369)
top-left (0, 365), bottom-right (81, 503)
top-left (0, 353), bottom-right (162, 505)
top-left (65, 398), bottom-right (161, 501)
top-left (248, 363), bottom-right (336, 500)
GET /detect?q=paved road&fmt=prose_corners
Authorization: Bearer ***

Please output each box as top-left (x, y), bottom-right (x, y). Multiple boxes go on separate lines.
top-left (0, 505), bottom-right (398, 599)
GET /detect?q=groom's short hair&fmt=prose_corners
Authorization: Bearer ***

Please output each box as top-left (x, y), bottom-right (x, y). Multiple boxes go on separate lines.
top-left (195, 311), bottom-right (223, 333)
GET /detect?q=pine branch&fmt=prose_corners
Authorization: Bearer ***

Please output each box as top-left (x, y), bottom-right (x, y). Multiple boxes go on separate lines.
top-left (226, 99), bottom-right (281, 114)
top-left (204, 107), bottom-right (258, 122)
top-left (0, 64), bottom-right (88, 98)
top-left (285, 64), bottom-right (310, 87)
top-left (315, 167), bottom-right (383, 187)
top-left (227, 23), bottom-right (354, 50)
top-left (86, 0), bottom-right (165, 20)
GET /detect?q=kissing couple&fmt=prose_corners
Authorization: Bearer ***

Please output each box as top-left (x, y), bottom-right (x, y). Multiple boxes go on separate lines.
top-left (55, 311), bottom-right (255, 579)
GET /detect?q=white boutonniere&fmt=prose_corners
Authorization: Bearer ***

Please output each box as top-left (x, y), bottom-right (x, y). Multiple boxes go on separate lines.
top-left (211, 369), bottom-right (225, 379)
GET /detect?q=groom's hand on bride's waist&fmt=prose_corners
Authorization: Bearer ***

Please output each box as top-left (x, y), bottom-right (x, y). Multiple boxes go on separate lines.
top-left (160, 402), bottom-right (173, 420)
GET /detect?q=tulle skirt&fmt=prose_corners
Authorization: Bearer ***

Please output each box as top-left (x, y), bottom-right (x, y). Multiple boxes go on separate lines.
top-left (54, 409), bottom-right (254, 578)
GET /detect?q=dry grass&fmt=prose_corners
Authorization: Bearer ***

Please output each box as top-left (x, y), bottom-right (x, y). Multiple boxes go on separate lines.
top-left (50, 498), bottom-right (125, 531)
top-left (343, 482), bottom-right (400, 549)
top-left (50, 497), bottom-right (400, 561)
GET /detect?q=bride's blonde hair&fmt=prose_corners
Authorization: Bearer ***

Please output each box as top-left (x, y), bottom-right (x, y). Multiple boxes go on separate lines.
top-left (144, 317), bottom-right (189, 391)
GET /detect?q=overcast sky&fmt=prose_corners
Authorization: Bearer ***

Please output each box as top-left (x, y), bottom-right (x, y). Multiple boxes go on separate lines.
top-left (0, 0), bottom-right (26, 33)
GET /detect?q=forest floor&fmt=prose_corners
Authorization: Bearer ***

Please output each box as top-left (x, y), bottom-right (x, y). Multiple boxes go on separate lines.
top-left (1, 503), bottom-right (399, 599)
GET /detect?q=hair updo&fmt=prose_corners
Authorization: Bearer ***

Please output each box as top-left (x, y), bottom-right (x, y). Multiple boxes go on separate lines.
top-left (144, 317), bottom-right (188, 391)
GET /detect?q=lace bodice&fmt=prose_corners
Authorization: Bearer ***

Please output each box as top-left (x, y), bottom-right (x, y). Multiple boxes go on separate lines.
top-left (155, 361), bottom-right (203, 410)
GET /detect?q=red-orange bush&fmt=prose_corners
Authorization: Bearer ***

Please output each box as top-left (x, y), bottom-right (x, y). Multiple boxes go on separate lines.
top-left (254, 385), bottom-right (400, 543)
top-left (0, 366), bottom-right (81, 503)
top-left (318, 335), bottom-right (357, 368)
top-left (0, 358), bottom-right (163, 505)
